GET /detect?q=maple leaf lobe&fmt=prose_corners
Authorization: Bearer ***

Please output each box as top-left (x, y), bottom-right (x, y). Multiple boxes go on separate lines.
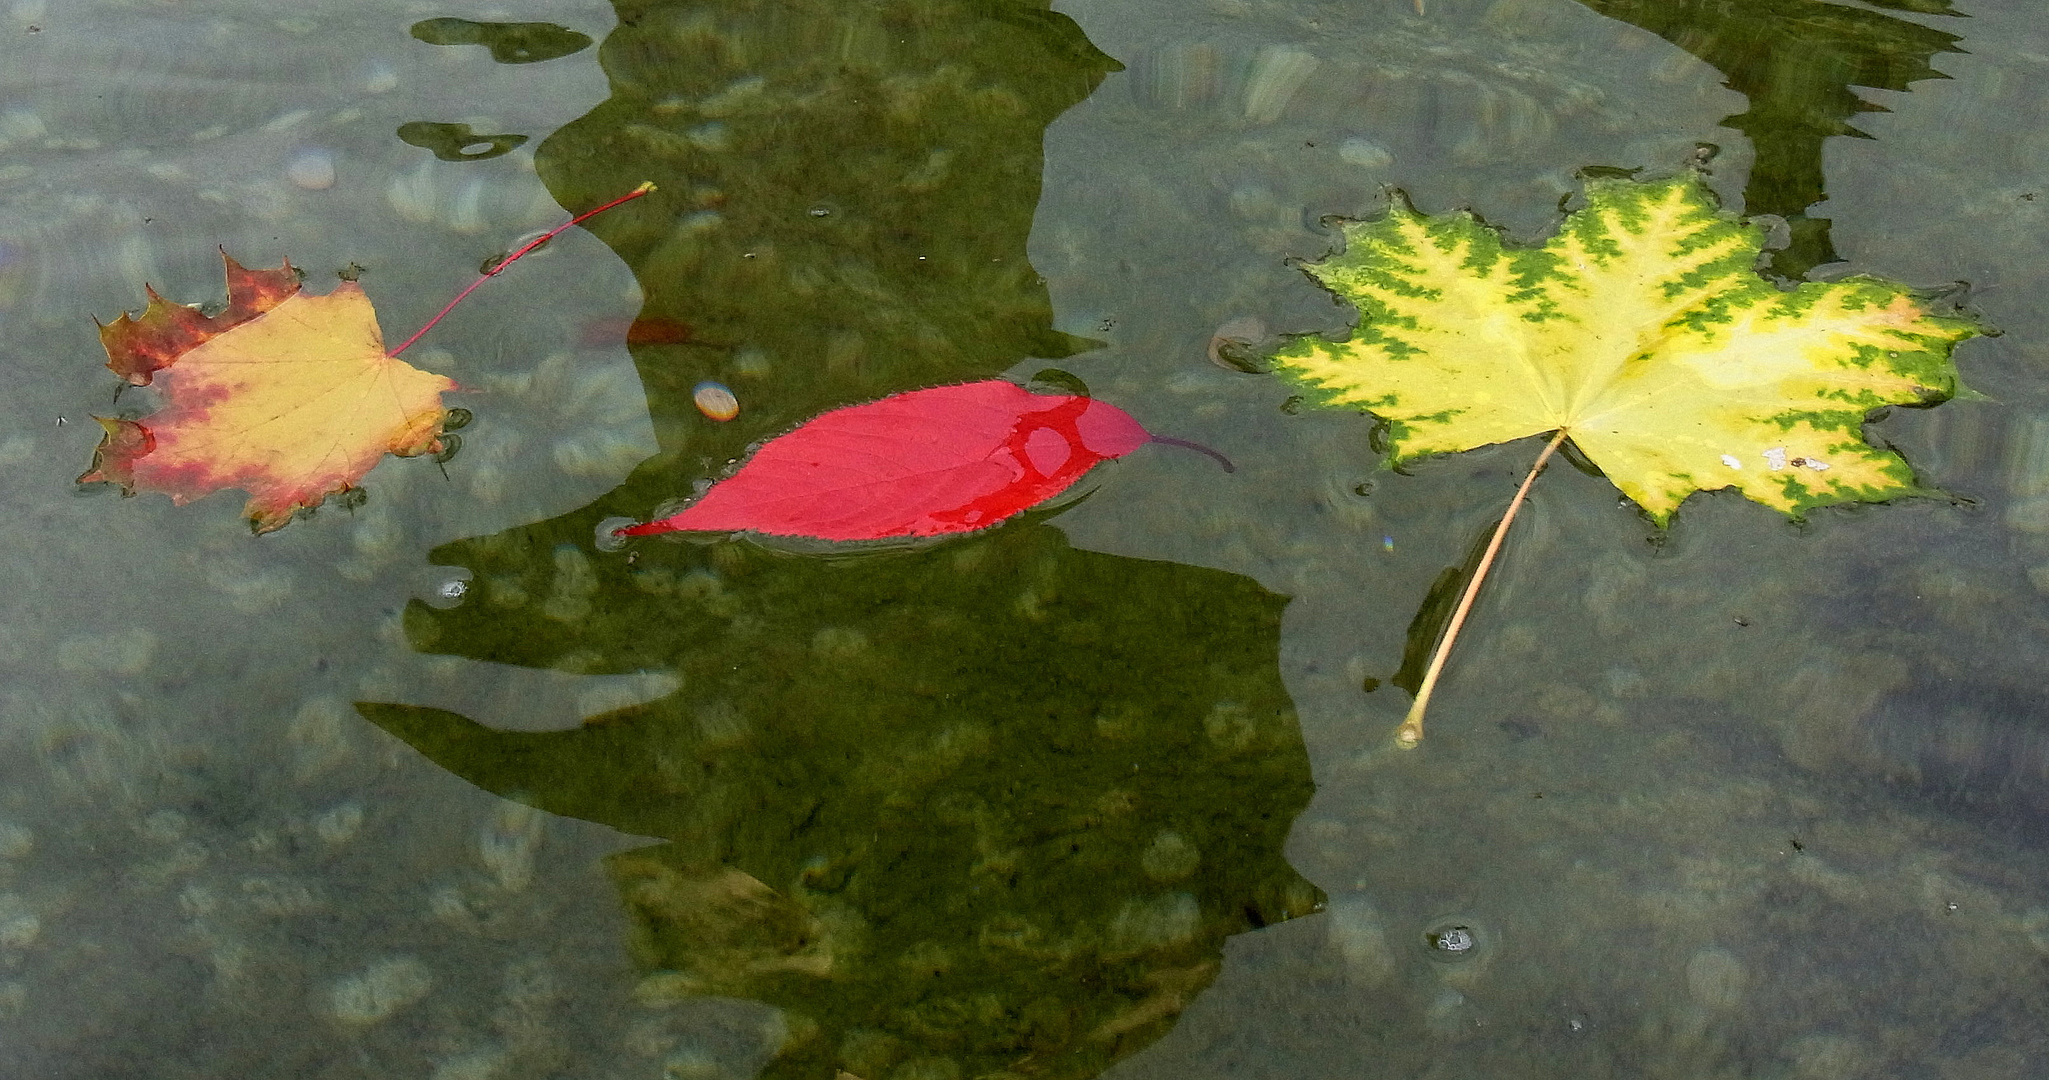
top-left (96, 251), bottom-right (301, 386)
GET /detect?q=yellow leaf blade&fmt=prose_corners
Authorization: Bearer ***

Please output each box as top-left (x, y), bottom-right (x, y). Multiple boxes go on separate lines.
top-left (1275, 172), bottom-right (1978, 521)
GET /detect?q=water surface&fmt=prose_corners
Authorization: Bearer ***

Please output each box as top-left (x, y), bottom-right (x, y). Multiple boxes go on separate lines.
top-left (5, 0), bottom-right (2049, 1076)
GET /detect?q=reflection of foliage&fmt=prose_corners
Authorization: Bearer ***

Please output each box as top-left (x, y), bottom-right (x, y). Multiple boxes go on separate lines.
top-left (408, 17), bottom-right (594, 64)
top-left (364, 2), bottom-right (1324, 1078)
top-left (362, 523), bottom-right (1322, 1080)
top-left (395, 121), bottom-right (528, 162)
top-left (535, 0), bottom-right (1119, 470)
top-left (1576, 0), bottom-right (1964, 278)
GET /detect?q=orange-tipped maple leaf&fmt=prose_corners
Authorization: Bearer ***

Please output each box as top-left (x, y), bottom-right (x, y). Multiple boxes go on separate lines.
top-left (80, 251), bottom-right (455, 534)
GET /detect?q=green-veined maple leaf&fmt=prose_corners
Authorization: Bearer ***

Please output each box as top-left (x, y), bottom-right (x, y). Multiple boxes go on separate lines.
top-left (1272, 170), bottom-right (1980, 745)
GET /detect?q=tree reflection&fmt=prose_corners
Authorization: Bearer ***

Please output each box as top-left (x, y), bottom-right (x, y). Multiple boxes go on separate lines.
top-left (362, 2), bottom-right (1324, 1078)
top-left (1577, 0), bottom-right (1965, 279)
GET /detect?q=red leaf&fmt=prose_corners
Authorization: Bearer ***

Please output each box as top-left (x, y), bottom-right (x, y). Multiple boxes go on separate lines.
top-left (619, 380), bottom-right (1152, 541)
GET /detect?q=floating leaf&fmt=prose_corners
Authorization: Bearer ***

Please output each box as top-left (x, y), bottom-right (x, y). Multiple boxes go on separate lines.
top-left (619, 380), bottom-right (1156, 542)
top-left (79, 183), bottom-right (656, 535)
top-left (80, 252), bottom-right (455, 533)
top-left (1272, 170), bottom-right (1979, 743)
top-left (95, 252), bottom-right (302, 386)
top-left (1277, 171), bottom-right (1977, 522)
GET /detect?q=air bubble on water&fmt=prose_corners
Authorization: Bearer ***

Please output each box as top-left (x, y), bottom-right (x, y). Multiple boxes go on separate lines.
top-left (1430, 925), bottom-right (1476, 953)
top-left (425, 568), bottom-right (473, 608)
top-left (1422, 916), bottom-right (1487, 963)
top-left (595, 517), bottom-right (639, 552)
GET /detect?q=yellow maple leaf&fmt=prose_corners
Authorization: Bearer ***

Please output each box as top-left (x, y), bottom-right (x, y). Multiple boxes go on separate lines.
top-left (1275, 171), bottom-right (1979, 522)
top-left (80, 254), bottom-right (455, 533)
top-left (1272, 171), bottom-right (1981, 746)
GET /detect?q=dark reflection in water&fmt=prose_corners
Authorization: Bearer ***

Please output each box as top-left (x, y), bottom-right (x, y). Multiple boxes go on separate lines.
top-left (1576, 0), bottom-right (1964, 279)
top-left (532, 0), bottom-right (1116, 464)
top-left (409, 17), bottom-right (595, 64)
top-left (395, 121), bottom-right (529, 161)
top-left (362, 524), bottom-right (1322, 1080)
top-left (363, 1), bottom-right (1324, 1077)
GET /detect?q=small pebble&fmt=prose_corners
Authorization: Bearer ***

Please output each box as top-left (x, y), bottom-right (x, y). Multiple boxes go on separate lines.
top-left (694, 381), bottom-right (739, 421)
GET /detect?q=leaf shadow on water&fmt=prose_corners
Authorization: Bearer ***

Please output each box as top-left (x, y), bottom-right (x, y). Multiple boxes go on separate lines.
top-left (357, 1), bottom-right (1325, 1077)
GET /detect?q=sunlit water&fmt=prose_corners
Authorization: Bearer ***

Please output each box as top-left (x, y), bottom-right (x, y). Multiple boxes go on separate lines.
top-left (5, 0), bottom-right (2049, 1077)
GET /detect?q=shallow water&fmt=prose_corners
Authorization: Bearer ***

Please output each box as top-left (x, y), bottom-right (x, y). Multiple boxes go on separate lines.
top-left (5, 0), bottom-right (2049, 1076)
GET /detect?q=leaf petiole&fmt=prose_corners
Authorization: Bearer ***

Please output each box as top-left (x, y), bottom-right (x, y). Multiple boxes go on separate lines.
top-left (1149, 435), bottom-right (1236, 473)
top-left (389, 180), bottom-right (657, 357)
top-left (1395, 426), bottom-right (1569, 749)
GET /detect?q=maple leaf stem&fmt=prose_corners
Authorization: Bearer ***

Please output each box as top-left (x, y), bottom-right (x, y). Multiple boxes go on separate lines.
top-left (1395, 426), bottom-right (1570, 749)
top-left (389, 181), bottom-right (657, 357)
top-left (1148, 436), bottom-right (1236, 473)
